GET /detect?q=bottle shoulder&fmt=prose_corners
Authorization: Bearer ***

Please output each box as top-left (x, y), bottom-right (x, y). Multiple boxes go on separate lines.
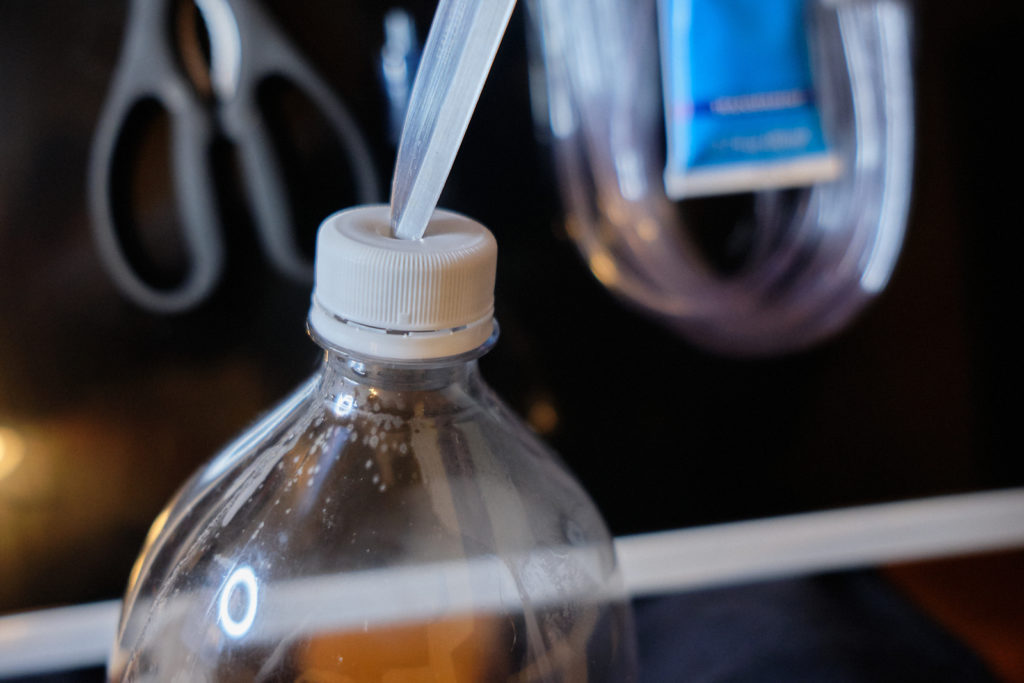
top-left (130, 366), bottom-right (602, 582)
top-left (113, 366), bottom-right (632, 681)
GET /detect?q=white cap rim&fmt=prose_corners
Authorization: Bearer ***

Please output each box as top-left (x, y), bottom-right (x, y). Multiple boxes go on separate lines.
top-left (308, 307), bottom-right (495, 361)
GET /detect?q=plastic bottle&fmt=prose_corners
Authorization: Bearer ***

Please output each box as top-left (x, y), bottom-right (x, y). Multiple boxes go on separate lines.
top-left (109, 205), bottom-right (637, 682)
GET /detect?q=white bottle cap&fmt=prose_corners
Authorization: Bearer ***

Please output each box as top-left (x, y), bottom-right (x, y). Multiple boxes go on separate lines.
top-left (308, 204), bottom-right (498, 360)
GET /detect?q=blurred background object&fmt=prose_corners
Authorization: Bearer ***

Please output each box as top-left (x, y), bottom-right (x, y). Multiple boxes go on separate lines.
top-left (529, 0), bottom-right (914, 355)
top-left (87, 0), bottom-right (380, 313)
top-left (1, 0), bottom-right (1022, 678)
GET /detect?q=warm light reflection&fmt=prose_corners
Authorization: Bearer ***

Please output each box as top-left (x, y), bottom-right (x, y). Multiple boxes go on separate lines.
top-left (527, 398), bottom-right (559, 436)
top-left (0, 426), bottom-right (26, 482)
top-left (219, 565), bottom-right (259, 638)
top-left (588, 251), bottom-right (620, 286)
top-left (127, 506), bottom-right (172, 591)
top-left (636, 217), bottom-right (661, 243)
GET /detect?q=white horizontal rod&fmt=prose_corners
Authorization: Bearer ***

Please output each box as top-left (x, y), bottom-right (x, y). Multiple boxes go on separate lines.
top-left (2, 487), bottom-right (1023, 677)
top-left (617, 486), bottom-right (1024, 596)
top-left (0, 600), bottom-right (119, 677)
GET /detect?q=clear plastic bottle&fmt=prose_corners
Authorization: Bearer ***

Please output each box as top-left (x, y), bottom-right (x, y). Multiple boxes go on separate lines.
top-left (110, 206), bottom-right (637, 682)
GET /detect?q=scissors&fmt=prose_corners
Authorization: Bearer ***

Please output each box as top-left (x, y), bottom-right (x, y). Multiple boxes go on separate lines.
top-left (89, 0), bottom-right (380, 313)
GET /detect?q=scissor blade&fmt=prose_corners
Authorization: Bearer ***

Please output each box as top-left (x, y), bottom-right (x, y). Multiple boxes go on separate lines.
top-left (389, 0), bottom-right (518, 240)
top-left (194, 0), bottom-right (241, 100)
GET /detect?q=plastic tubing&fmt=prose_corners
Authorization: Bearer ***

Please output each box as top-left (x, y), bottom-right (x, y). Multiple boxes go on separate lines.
top-left (528, 0), bottom-right (914, 355)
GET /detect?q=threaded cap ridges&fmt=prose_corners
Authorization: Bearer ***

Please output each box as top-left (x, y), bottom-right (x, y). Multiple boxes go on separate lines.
top-left (308, 205), bottom-right (497, 359)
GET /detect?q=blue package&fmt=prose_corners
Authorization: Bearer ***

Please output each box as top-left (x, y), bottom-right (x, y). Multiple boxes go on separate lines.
top-left (659, 0), bottom-right (840, 198)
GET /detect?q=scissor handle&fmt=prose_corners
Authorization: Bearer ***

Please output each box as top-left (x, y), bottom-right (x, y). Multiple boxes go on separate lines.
top-left (88, 0), bottom-right (223, 313)
top-left (219, 0), bottom-right (380, 282)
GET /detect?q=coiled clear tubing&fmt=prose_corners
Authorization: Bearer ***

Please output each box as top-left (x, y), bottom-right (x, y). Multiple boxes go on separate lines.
top-left (529, 0), bottom-right (914, 355)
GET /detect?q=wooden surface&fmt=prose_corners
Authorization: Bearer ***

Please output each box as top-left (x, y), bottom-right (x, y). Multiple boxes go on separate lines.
top-left (887, 551), bottom-right (1024, 682)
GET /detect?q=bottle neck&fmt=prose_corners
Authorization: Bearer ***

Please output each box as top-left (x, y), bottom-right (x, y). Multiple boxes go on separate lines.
top-left (320, 348), bottom-right (480, 392)
top-left (314, 322), bottom-right (497, 394)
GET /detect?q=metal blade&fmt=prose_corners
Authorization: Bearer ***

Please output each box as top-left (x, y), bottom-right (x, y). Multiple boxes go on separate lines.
top-left (389, 0), bottom-right (518, 240)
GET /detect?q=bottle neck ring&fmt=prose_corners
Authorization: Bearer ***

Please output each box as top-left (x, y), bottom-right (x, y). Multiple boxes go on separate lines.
top-left (308, 305), bottom-right (494, 362)
top-left (310, 320), bottom-right (499, 391)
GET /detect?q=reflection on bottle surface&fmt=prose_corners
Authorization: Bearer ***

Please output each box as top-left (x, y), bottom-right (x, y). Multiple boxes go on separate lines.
top-left (110, 348), bottom-right (636, 682)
